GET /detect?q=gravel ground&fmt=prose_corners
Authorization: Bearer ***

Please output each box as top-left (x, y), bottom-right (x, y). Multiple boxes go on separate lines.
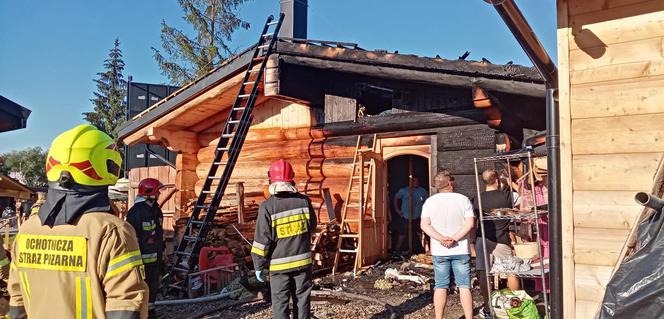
top-left (159, 260), bottom-right (487, 319)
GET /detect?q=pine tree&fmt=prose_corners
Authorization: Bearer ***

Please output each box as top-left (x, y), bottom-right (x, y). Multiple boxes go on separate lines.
top-left (83, 38), bottom-right (127, 143)
top-left (152, 0), bottom-right (250, 86)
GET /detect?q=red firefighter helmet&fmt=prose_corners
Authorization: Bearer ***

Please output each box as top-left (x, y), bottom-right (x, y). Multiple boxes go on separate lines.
top-left (138, 178), bottom-right (163, 197)
top-left (268, 159), bottom-right (295, 183)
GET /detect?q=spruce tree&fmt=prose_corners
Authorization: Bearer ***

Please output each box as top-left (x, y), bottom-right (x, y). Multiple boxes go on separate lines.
top-left (83, 37), bottom-right (127, 143)
top-left (152, 0), bottom-right (250, 85)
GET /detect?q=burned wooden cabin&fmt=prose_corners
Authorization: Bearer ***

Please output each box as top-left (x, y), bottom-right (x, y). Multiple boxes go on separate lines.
top-left (119, 38), bottom-right (546, 270)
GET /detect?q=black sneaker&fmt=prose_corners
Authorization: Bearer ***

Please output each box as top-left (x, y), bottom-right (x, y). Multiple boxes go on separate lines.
top-left (478, 308), bottom-right (493, 319)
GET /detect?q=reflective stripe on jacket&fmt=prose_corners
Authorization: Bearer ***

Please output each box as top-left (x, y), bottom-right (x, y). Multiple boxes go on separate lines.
top-left (126, 201), bottom-right (164, 265)
top-left (251, 192), bottom-right (317, 274)
top-left (8, 213), bottom-right (149, 319)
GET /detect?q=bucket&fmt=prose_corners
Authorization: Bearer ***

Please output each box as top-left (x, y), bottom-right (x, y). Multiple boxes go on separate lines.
top-left (513, 242), bottom-right (538, 259)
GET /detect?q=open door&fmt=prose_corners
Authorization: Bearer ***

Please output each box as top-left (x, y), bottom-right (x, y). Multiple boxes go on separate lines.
top-left (360, 151), bottom-right (386, 266)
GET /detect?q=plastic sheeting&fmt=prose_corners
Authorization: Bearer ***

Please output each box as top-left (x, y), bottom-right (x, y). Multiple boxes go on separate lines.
top-left (599, 208), bottom-right (664, 318)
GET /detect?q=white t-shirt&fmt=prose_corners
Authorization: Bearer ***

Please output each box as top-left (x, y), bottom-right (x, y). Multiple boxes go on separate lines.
top-left (421, 192), bottom-right (475, 256)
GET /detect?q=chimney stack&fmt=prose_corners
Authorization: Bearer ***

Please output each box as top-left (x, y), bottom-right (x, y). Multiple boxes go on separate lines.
top-left (280, 0), bottom-right (307, 39)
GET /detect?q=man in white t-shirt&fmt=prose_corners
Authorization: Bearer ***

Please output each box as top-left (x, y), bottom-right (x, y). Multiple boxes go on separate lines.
top-left (421, 171), bottom-right (475, 319)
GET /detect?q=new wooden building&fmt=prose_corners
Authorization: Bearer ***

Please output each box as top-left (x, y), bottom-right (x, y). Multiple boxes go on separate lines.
top-left (119, 39), bottom-right (546, 268)
top-left (556, 0), bottom-right (664, 317)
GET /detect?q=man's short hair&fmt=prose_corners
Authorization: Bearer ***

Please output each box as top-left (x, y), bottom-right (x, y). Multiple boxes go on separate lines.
top-left (482, 169), bottom-right (499, 185)
top-left (438, 169), bottom-right (455, 182)
top-left (434, 171), bottom-right (452, 189)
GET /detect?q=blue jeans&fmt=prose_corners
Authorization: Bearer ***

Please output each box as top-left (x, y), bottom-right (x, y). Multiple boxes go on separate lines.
top-left (432, 254), bottom-right (471, 289)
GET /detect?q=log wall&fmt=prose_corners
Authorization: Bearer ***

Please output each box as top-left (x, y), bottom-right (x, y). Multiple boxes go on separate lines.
top-left (557, 1), bottom-right (664, 316)
top-left (186, 97), bottom-right (496, 268)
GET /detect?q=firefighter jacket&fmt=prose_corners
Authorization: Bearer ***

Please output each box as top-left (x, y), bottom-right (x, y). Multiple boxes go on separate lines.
top-left (251, 192), bottom-right (317, 274)
top-left (126, 200), bottom-right (164, 266)
top-left (8, 213), bottom-right (148, 319)
top-left (0, 236), bottom-right (9, 281)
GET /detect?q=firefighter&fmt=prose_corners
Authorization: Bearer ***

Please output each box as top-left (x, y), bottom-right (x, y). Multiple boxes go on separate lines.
top-left (251, 159), bottom-right (317, 319)
top-left (126, 178), bottom-right (165, 319)
top-left (8, 124), bottom-right (148, 319)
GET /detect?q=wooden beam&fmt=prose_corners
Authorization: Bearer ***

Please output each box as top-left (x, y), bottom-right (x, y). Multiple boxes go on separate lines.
top-left (236, 182), bottom-right (245, 224)
top-left (147, 127), bottom-right (200, 154)
top-left (320, 110), bottom-right (485, 136)
top-left (557, 0), bottom-right (576, 316)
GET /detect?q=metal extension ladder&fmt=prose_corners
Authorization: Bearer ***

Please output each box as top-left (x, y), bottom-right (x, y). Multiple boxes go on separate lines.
top-left (167, 13), bottom-right (284, 295)
top-left (332, 134), bottom-right (377, 276)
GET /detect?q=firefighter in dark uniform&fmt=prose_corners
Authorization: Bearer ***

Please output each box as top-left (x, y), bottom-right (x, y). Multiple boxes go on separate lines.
top-left (251, 159), bottom-right (317, 319)
top-left (126, 178), bottom-right (165, 319)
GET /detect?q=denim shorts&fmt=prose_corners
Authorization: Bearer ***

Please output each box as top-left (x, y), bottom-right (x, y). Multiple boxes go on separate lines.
top-left (432, 254), bottom-right (471, 289)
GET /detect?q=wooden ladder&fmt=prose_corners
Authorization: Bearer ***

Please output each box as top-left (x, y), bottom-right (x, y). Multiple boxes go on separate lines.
top-left (332, 134), bottom-right (377, 276)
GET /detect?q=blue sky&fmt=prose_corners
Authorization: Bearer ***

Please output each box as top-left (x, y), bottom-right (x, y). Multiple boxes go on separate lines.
top-left (0, 0), bottom-right (556, 153)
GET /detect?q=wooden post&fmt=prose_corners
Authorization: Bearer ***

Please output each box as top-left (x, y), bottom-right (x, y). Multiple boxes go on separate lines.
top-left (4, 222), bottom-right (9, 248)
top-left (236, 182), bottom-right (245, 224)
top-left (408, 157), bottom-right (413, 256)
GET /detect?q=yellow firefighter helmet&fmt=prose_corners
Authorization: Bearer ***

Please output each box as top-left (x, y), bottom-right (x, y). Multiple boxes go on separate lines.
top-left (46, 124), bottom-right (122, 186)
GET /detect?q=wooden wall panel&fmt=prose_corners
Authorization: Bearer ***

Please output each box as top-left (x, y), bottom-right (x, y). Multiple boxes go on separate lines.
top-left (569, 37), bottom-right (664, 72)
top-left (575, 264), bottom-right (614, 302)
top-left (573, 191), bottom-right (640, 229)
top-left (570, 75), bottom-right (664, 119)
top-left (561, 0), bottom-right (664, 316)
top-left (570, 9), bottom-right (664, 50)
top-left (568, 0), bottom-right (653, 16)
top-left (571, 113), bottom-right (664, 154)
top-left (576, 300), bottom-right (602, 319)
top-left (572, 153), bottom-right (662, 191)
top-left (437, 148), bottom-right (495, 175)
top-left (574, 227), bottom-right (629, 266)
top-left (251, 100), bottom-right (314, 129)
top-left (436, 124), bottom-right (495, 151)
top-left (570, 60), bottom-right (664, 84)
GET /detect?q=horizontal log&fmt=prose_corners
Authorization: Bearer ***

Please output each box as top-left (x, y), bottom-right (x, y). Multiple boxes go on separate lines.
top-left (194, 177), bottom-right (350, 198)
top-left (320, 111), bottom-right (485, 136)
top-left (198, 135), bottom-right (363, 163)
top-left (199, 126), bottom-right (327, 147)
top-left (196, 158), bottom-right (354, 180)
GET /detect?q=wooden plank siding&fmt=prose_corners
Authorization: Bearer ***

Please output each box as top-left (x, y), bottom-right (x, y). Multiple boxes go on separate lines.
top-left (559, 0), bottom-right (664, 316)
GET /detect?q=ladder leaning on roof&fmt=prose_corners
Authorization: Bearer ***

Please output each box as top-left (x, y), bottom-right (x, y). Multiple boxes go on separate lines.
top-left (166, 13), bottom-right (285, 297)
top-left (332, 134), bottom-right (377, 276)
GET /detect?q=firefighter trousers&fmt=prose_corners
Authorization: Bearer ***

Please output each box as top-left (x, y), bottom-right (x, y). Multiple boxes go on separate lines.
top-left (269, 267), bottom-right (312, 319)
top-left (145, 263), bottom-right (161, 319)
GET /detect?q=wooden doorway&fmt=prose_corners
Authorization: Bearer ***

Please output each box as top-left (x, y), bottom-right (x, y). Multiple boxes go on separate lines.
top-left (386, 154), bottom-right (430, 256)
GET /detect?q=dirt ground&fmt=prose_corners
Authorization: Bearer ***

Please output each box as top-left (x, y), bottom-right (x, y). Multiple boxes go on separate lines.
top-left (157, 259), bottom-right (487, 319)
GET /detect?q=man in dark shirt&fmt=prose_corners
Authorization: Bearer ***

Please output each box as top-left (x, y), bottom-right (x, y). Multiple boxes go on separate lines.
top-left (474, 169), bottom-right (520, 318)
